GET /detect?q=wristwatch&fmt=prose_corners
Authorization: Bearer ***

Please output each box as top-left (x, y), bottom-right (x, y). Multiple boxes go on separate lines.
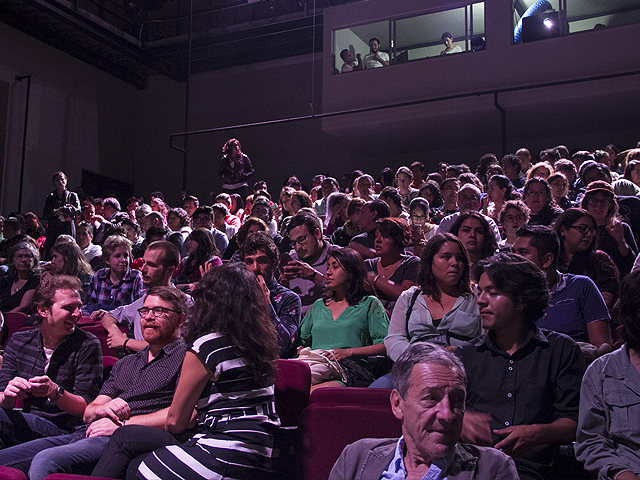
top-left (51, 385), bottom-right (65, 404)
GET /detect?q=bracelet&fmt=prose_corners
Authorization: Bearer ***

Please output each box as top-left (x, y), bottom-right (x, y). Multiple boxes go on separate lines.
top-left (613, 470), bottom-right (632, 480)
top-left (123, 338), bottom-right (130, 350)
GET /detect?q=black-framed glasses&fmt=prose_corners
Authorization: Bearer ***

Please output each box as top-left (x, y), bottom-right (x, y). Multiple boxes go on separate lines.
top-left (137, 306), bottom-right (180, 317)
top-left (587, 198), bottom-right (612, 208)
top-left (568, 225), bottom-right (596, 235)
top-left (290, 234), bottom-right (309, 246)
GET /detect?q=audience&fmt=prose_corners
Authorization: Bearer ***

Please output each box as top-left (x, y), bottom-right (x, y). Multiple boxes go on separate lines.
top-left (5, 138), bottom-right (640, 478)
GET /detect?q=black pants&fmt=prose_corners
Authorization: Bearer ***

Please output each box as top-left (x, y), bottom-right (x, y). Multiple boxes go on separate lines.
top-left (91, 425), bottom-right (179, 480)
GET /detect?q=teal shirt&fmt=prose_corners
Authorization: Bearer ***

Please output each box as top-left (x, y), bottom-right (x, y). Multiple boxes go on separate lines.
top-left (300, 296), bottom-right (389, 350)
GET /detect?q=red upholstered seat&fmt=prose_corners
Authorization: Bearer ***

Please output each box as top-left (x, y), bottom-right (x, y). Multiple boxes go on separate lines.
top-left (300, 401), bottom-right (401, 480)
top-left (0, 466), bottom-right (28, 480)
top-left (1, 312), bottom-right (29, 346)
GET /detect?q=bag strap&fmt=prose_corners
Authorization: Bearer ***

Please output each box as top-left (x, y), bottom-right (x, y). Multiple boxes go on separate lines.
top-left (405, 287), bottom-right (422, 332)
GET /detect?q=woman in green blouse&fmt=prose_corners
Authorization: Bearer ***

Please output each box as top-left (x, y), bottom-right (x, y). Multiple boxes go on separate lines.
top-left (299, 247), bottom-right (389, 391)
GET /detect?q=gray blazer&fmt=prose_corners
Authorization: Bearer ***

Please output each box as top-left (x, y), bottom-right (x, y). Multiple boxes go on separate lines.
top-left (328, 437), bottom-right (520, 480)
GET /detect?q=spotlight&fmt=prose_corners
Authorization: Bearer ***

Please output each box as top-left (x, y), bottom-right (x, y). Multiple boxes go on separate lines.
top-left (543, 18), bottom-right (554, 29)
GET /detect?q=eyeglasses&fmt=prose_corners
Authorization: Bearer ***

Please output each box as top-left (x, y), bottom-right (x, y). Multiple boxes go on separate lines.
top-left (504, 215), bottom-right (525, 223)
top-left (568, 225), bottom-right (596, 235)
top-left (14, 254), bottom-right (33, 260)
top-left (290, 234), bottom-right (309, 246)
top-left (137, 306), bottom-right (180, 317)
top-left (193, 216), bottom-right (210, 223)
top-left (410, 214), bottom-right (426, 220)
top-left (587, 198), bottom-right (612, 208)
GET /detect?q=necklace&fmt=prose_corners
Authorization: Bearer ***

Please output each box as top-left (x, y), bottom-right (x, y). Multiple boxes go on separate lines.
top-left (378, 258), bottom-right (402, 279)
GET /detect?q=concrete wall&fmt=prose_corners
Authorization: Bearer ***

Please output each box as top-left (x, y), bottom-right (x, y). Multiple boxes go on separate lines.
top-left (0, 21), bottom-right (139, 216)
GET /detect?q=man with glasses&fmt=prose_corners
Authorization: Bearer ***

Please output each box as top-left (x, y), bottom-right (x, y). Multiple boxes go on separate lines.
top-left (282, 211), bottom-right (330, 315)
top-left (4, 287), bottom-right (189, 479)
top-left (190, 205), bottom-right (229, 256)
top-left (513, 225), bottom-right (613, 359)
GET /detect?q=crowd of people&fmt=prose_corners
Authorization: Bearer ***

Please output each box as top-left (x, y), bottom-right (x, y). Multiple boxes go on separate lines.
top-left (0, 138), bottom-right (640, 479)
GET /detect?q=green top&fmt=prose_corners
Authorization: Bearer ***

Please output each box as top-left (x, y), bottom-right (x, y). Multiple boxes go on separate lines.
top-left (300, 296), bottom-right (390, 350)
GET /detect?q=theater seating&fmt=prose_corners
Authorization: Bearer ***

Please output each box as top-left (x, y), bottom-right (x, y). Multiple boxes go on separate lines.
top-left (1, 312), bottom-right (28, 346)
top-left (273, 359), bottom-right (311, 480)
top-left (300, 388), bottom-right (401, 480)
top-left (0, 466), bottom-right (27, 480)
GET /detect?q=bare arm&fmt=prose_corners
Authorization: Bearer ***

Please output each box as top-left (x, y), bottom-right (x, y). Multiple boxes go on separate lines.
top-left (166, 351), bottom-right (211, 434)
top-left (331, 343), bottom-right (386, 362)
top-left (101, 312), bottom-right (148, 352)
top-left (587, 320), bottom-right (613, 358)
top-left (9, 289), bottom-right (35, 313)
top-left (373, 277), bottom-right (416, 301)
top-left (347, 241), bottom-right (376, 259)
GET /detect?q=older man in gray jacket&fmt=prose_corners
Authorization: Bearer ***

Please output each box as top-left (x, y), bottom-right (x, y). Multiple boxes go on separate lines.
top-left (329, 343), bottom-right (518, 480)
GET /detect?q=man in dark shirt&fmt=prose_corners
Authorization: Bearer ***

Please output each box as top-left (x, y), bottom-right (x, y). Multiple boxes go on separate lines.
top-left (0, 286), bottom-right (188, 478)
top-left (240, 231), bottom-right (301, 358)
top-left (0, 275), bottom-right (102, 447)
top-left (457, 253), bottom-right (584, 480)
top-left (348, 199), bottom-right (390, 259)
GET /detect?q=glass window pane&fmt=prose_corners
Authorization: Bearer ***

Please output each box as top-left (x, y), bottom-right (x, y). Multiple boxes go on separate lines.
top-left (333, 22), bottom-right (389, 74)
top-left (567, 0), bottom-right (640, 33)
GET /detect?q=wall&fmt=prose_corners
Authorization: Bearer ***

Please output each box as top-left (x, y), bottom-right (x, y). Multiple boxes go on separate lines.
top-left (0, 21), bottom-right (138, 216)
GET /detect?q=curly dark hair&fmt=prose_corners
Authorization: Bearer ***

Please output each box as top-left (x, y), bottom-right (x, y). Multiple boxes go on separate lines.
top-left (183, 264), bottom-right (278, 378)
top-left (324, 247), bottom-right (373, 306)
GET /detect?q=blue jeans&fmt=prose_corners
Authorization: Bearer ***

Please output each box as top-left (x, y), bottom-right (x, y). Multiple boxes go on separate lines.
top-left (0, 408), bottom-right (66, 451)
top-left (0, 430), bottom-right (78, 475)
top-left (28, 432), bottom-right (110, 480)
top-left (368, 372), bottom-right (393, 389)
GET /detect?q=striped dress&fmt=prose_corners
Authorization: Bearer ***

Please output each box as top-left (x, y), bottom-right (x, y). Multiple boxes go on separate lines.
top-left (138, 332), bottom-right (280, 480)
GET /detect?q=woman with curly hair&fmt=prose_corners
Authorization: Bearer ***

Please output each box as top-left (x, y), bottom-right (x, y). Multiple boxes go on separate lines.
top-left (139, 264), bottom-right (280, 480)
top-left (219, 138), bottom-right (254, 199)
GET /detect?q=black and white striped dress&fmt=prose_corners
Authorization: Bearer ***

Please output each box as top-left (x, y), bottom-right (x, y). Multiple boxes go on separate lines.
top-left (138, 332), bottom-right (280, 480)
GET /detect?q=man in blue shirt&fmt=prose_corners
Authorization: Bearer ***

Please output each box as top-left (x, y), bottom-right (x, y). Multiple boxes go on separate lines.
top-left (513, 224), bottom-right (613, 359)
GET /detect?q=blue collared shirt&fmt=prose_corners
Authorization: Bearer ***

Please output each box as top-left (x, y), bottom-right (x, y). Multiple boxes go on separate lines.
top-left (380, 436), bottom-right (454, 480)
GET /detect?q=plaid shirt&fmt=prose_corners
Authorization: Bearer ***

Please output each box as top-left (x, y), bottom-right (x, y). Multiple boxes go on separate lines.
top-left (267, 278), bottom-right (301, 358)
top-left (0, 327), bottom-right (103, 432)
top-left (82, 267), bottom-right (145, 314)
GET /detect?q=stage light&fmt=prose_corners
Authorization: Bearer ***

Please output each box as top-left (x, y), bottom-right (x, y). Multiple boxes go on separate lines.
top-left (543, 18), bottom-right (554, 29)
